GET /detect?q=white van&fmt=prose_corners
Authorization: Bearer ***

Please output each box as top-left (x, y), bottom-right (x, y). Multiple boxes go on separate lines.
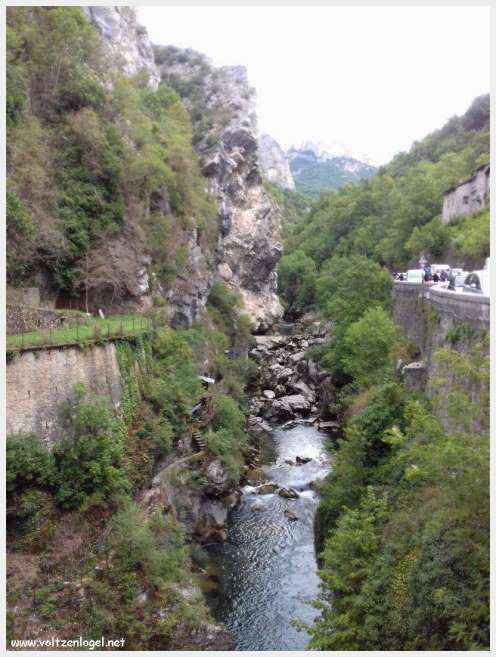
top-left (406, 269), bottom-right (424, 283)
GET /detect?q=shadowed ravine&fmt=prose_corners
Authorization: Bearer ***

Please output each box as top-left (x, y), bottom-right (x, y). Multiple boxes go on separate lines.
top-left (205, 424), bottom-right (331, 651)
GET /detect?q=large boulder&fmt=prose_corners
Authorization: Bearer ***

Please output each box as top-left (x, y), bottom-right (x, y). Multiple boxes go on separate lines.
top-left (205, 460), bottom-right (229, 496)
top-left (291, 380), bottom-right (315, 401)
top-left (200, 500), bottom-right (228, 529)
top-left (278, 487), bottom-right (299, 499)
top-left (280, 394), bottom-right (311, 414)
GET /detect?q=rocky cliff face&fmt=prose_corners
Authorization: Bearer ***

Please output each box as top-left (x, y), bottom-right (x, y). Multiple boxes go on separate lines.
top-left (157, 48), bottom-right (283, 330)
top-left (259, 134), bottom-right (295, 190)
top-left (86, 10), bottom-right (282, 331)
top-left (84, 7), bottom-right (160, 89)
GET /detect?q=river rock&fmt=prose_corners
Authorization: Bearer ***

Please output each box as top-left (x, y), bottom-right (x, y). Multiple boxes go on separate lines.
top-left (295, 455), bottom-right (312, 465)
top-left (278, 487), bottom-right (299, 499)
top-left (284, 510), bottom-right (298, 521)
top-left (291, 380), bottom-right (315, 401)
top-left (201, 500), bottom-right (228, 528)
top-left (251, 501), bottom-right (265, 512)
top-left (247, 415), bottom-right (272, 437)
top-left (205, 460), bottom-right (229, 495)
top-left (276, 367), bottom-right (293, 383)
top-left (318, 420), bottom-right (340, 432)
top-left (279, 394), bottom-right (311, 414)
top-left (291, 351), bottom-right (306, 364)
top-left (263, 389), bottom-right (276, 400)
top-left (254, 335), bottom-right (285, 349)
top-left (257, 482), bottom-right (279, 494)
top-left (222, 491), bottom-right (241, 509)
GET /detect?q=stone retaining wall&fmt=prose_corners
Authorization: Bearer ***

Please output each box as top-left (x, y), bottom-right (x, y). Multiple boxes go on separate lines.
top-left (6, 286), bottom-right (40, 307)
top-left (6, 343), bottom-right (123, 446)
top-left (6, 304), bottom-right (86, 335)
top-left (393, 281), bottom-right (489, 432)
top-left (393, 282), bottom-right (489, 351)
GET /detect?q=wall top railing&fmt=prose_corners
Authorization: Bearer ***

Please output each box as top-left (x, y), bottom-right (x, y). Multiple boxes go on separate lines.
top-left (393, 280), bottom-right (490, 304)
top-left (393, 281), bottom-right (490, 326)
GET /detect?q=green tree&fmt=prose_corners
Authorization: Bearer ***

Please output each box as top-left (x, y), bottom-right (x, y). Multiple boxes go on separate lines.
top-left (315, 255), bottom-right (392, 332)
top-left (277, 250), bottom-right (317, 316)
top-left (54, 385), bottom-right (129, 508)
top-left (341, 307), bottom-right (400, 387)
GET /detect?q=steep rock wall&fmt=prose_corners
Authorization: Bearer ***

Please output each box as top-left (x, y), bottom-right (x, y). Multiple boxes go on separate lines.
top-left (157, 48), bottom-right (283, 331)
top-left (84, 6), bottom-right (160, 88)
top-left (6, 343), bottom-right (122, 446)
top-left (86, 10), bottom-right (282, 331)
top-left (259, 133), bottom-right (295, 190)
top-left (393, 282), bottom-right (489, 431)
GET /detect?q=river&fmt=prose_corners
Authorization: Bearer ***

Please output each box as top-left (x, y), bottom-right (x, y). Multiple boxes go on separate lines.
top-left (206, 422), bottom-right (332, 651)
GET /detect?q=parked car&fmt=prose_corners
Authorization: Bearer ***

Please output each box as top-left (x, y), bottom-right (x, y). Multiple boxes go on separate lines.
top-left (453, 272), bottom-right (470, 289)
top-left (462, 270), bottom-right (490, 296)
top-left (406, 269), bottom-right (424, 283)
top-left (431, 264), bottom-right (450, 276)
top-left (442, 271), bottom-right (469, 291)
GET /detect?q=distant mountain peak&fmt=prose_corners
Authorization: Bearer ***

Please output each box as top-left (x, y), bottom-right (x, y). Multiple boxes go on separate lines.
top-left (290, 139), bottom-right (373, 166)
top-left (287, 144), bottom-right (377, 197)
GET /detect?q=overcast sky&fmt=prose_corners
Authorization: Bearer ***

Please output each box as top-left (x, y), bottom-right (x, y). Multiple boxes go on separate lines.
top-left (138, 6), bottom-right (490, 165)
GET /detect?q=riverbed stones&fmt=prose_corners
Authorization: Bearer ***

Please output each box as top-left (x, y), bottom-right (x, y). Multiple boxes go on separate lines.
top-left (251, 501), bottom-right (265, 512)
top-left (278, 487), bottom-right (299, 499)
top-left (248, 325), bottom-right (338, 424)
top-left (201, 500), bottom-right (228, 528)
top-left (205, 459), bottom-right (229, 496)
top-left (284, 509), bottom-right (298, 521)
top-left (277, 394), bottom-right (310, 415)
top-left (257, 482), bottom-right (279, 494)
top-left (295, 455), bottom-right (312, 465)
top-left (291, 380), bottom-right (314, 401)
top-left (318, 420), bottom-right (340, 432)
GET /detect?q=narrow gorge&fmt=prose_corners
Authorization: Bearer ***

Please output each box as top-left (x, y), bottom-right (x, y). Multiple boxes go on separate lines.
top-left (6, 5), bottom-right (490, 652)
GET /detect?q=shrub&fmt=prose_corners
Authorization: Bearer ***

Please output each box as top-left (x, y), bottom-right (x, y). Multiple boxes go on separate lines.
top-left (53, 385), bottom-right (129, 508)
top-left (211, 393), bottom-right (246, 438)
top-left (6, 432), bottom-right (56, 501)
top-left (315, 255), bottom-right (392, 333)
top-left (6, 190), bottom-right (36, 283)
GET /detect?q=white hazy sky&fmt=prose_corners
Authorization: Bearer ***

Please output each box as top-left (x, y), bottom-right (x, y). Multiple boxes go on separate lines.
top-left (138, 6), bottom-right (490, 165)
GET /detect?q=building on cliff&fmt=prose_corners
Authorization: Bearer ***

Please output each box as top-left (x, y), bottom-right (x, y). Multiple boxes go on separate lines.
top-left (441, 163), bottom-right (490, 224)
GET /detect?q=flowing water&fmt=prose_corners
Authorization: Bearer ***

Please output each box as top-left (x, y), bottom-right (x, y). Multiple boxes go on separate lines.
top-left (206, 423), bottom-right (332, 651)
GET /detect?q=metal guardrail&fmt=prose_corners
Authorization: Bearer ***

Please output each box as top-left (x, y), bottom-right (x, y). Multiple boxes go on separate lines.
top-left (6, 317), bottom-right (150, 353)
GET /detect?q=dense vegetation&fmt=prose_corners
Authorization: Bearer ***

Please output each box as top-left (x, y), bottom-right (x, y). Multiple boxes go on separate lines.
top-left (280, 249), bottom-right (490, 649)
top-left (288, 149), bottom-right (377, 198)
top-left (274, 96), bottom-right (490, 650)
top-left (307, 278), bottom-right (489, 649)
top-left (278, 94), bottom-right (489, 305)
top-left (6, 7), bottom-right (218, 306)
top-left (6, 279), bottom-right (254, 647)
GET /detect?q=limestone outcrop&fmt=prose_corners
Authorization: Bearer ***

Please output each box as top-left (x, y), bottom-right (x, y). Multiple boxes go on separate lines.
top-left (157, 48), bottom-right (284, 331)
top-left (86, 11), bottom-right (283, 331)
top-left (84, 7), bottom-right (160, 88)
top-left (259, 133), bottom-right (295, 190)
